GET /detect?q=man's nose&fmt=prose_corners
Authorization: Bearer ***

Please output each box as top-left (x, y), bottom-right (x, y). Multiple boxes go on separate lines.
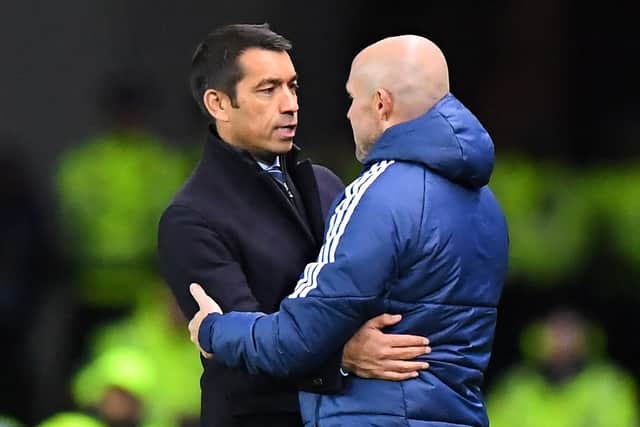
top-left (280, 88), bottom-right (299, 113)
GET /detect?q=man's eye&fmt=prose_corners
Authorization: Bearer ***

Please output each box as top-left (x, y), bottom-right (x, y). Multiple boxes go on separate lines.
top-left (259, 87), bottom-right (275, 94)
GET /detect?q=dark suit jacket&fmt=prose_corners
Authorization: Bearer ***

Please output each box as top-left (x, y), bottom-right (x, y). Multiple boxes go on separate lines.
top-left (158, 128), bottom-right (345, 426)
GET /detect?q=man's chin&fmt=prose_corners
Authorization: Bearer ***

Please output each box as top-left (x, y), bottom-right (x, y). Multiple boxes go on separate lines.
top-left (274, 140), bottom-right (294, 152)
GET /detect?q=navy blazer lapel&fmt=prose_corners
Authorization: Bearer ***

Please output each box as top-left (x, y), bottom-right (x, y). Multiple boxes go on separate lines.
top-left (200, 132), bottom-right (316, 245)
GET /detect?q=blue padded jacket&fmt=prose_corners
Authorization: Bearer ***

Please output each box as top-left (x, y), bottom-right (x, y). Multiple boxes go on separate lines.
top-left (200, 93), bottom-right (509, 426)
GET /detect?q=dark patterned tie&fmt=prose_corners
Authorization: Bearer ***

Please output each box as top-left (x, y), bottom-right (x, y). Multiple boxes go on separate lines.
top-left (266, 164), bottom-right (294, 199)
top-left (266, 164), bottom-right (286, 185)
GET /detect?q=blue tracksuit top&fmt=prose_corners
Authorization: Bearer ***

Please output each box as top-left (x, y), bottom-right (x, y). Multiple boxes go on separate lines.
top-left (199, 93), bottom-right (509, 426)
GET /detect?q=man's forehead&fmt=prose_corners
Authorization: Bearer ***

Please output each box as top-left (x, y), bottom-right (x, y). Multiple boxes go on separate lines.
top-left (238, 48), bottom-right (296, 80)
top-left (345, 69), bottom-right (362, 93)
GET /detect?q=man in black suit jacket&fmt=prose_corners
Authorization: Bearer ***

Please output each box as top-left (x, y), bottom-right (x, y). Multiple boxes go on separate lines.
top-left (158, 24), bottom-right (431, 427)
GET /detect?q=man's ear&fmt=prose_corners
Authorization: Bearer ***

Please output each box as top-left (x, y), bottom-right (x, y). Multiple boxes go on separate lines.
top-left (374, 88), bottom-right (393, 122)
top-left (204, 89), bottom-right (232, 122)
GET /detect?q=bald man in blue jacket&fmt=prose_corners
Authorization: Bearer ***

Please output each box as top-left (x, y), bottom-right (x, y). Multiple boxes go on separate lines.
top-left (189, 34), bottom-right (509, 427)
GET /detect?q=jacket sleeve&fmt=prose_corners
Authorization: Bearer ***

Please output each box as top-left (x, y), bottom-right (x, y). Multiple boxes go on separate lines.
top-left (158, 204), bottom-right (260, 319)
top-left (200, 162), bottom-right (406, 376)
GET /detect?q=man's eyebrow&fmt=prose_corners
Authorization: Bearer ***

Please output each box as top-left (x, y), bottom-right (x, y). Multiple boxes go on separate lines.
top-left (255, 75), bottom-right (298, 88)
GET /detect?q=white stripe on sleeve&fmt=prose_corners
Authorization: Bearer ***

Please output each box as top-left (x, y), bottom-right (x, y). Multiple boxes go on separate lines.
top-left (289, 160), bottom-right (394, 299)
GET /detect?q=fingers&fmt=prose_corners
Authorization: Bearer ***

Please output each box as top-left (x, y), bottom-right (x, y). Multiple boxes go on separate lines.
top-left (348, 354), bottom-right (430, 381)
top-left (188, 314), bottom-right (200, 344)
top-left (352, 361), bottom-right (428, 381)
top-left (188, 311), bottom-right (208, 344)
top-left (366, 313), bottom-right (402, 329)
top-left (190, 283), bottom-right (214, 308)
top-left (188, 319), bottom-right (194, 340)
top-left (381, 370), bottom-right (421, 381)
top-left (189, 311), bottom-right (214, 359)
top-left (384, 333), bottom-right (430, 348)
top-left (380, 360), bottom-right (430, 373)
top-left (368, 370), bottom-right (421, 381)
top-left (386, 345), bottom-right (432, 361)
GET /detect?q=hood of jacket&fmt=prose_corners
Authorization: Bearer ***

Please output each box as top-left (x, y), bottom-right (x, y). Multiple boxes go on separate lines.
top-left (364, 93), bottom-right (495, 189)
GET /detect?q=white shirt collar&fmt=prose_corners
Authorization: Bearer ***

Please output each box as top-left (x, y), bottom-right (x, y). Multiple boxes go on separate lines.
top-left (256, 156), bottom-right (281, 171)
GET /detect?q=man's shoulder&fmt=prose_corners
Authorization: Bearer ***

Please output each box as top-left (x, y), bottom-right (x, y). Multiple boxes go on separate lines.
top-left (346, 161), bottom-right (425, 213)
top-left (359, 160), bottom-right (422, 189)
top-left (159, 198), bottom-right (205, 233)
top-left (159, 167), bottom-right (212, 230)
top-left (310, 163), bottom-right (344, 191)
top-left (163, 150), bottom-right (230, 213)
top-left (310, 163), bottom-right (335, 176)
top-left (162, 172), bottom-right (198, 211)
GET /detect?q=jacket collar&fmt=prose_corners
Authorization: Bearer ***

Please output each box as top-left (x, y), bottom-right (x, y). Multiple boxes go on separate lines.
top-left (205, 124), bottom-right (301, 174)
top-left (364, 93), bottom-right (495, 189)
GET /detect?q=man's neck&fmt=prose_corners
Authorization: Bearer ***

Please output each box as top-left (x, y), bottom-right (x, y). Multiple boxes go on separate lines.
top-left (252, 152), bottom-right (278, 165)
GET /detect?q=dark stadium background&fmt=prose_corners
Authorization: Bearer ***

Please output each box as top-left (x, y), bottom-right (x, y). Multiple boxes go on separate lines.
top-left (1, 0), bottom-right (638, 424)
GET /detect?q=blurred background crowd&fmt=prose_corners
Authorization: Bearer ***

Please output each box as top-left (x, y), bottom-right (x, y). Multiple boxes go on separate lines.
top-left (1, 1), bottom-right (638, 426)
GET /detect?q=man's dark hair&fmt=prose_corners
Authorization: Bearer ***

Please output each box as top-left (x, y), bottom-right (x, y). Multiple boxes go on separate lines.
top-left (190, 23), bottom-right (292, 114)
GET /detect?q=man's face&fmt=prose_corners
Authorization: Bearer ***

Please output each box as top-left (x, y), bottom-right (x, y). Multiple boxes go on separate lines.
top-left (225, 48), bottom-right (299, 162)
top-left (346, 69), bottom-right (382, 163)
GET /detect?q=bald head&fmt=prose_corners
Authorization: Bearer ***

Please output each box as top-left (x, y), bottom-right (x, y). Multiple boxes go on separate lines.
top-left (349, 35), bottom-right (449, 124)
top-left (345, 35), bottom-right (450, 162)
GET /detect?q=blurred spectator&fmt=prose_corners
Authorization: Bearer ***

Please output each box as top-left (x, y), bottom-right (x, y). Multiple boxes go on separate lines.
top-left (47, 71), bottom-right (195, 424)
top-left (37, 412), bottom-right (106, 427)
top-left (54, 72), bottom-right (192, 309)
top-left (487, 307), bottom-right (639, 427)
top-left (0, 141), bottom-right (68, 424)
top-left (72, 288), bottom-right (200, 427)
top-left (489, 156), bottom-right (593, 283)
top-left (587, 165), bottom-right (640, 268)
top-left (71, 346), bottom-right (151, 427)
